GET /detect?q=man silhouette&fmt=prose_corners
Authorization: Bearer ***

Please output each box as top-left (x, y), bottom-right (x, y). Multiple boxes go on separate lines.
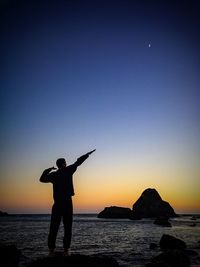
top-left (40, 149), bottom-right (95, 256)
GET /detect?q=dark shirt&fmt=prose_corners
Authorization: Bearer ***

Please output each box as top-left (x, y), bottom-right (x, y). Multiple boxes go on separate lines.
top-left (40, 154), bottom-right (88, 204)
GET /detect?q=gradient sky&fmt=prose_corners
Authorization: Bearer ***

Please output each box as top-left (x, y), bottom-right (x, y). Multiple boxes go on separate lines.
top-left (1, 0), bottom-right (200, 214)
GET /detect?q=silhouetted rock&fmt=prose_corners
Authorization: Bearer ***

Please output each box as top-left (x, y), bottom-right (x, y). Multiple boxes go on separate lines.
top-left (154, 216), bottom-right (171, 227)
top-left (28, 253), bottom-right (119, 267)
top-left (146, 249), bottom-right (190, 267)
top-left (159, 234), bottom-right (186, 250)
top-left (97, 206), bottom-right (132, 219)
top-left (0, 211), bottom-right (9, 216)
top-left (98, 188), bottom-right (177, 220)
top-left (0, 244), bottom-right (21, 267)
top-left (132, 188), bottom-right (177, 218)
top-left (147, 235), bottom-right (200, 266)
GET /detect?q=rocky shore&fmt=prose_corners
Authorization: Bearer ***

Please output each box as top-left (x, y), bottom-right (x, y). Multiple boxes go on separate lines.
top-left (0, 245), bottom-right (119, 267)
top-left (1, 234), bottom-right (199, 267)
top-left (28, 253), bottom-right (119, 267)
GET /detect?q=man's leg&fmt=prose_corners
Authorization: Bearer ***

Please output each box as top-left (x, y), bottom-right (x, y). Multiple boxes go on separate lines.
top-left (63, 198), bottom-right (73, 252)
top-left (48, 204), bottom-right (61, 251)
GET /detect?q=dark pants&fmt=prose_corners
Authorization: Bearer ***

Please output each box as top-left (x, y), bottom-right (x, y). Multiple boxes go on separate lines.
top-left (48, 198), bottom-right (73, 250)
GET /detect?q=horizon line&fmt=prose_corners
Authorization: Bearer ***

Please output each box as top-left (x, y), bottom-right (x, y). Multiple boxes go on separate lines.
top-left (1, 212), bottom-right (200, 216)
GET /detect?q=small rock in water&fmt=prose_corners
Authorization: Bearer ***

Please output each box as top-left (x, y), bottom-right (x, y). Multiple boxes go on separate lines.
top-left (159, 234), bottom-right (186, 250)
top-left (154, 216), bottom-right (171, 227)
top-left (149, 243), bottom-right (158, 249)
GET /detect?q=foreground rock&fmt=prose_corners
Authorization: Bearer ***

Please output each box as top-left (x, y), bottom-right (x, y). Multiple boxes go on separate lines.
top-left (146, 249), bottom-right (190, 267)
top-left (0, 244), bottom-right (21, 267)
top-left (97, 206), bottom-right (133, 219)
top-left (132, 188), bottom-right (177, 218)
top-left (146, 234), bottom-right (195, 267)
top-left (28, 253), bottom-right (119, 267)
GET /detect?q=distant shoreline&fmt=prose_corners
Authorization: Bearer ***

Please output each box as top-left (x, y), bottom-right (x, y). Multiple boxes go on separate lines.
top-left (1, 213), bottom-right (200, 216)
top-left (0, 213), bottom-right (98, 216)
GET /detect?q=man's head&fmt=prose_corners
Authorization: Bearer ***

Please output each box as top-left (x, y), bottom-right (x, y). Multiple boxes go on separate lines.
top-left (56, 158), bottom-right (67, 169)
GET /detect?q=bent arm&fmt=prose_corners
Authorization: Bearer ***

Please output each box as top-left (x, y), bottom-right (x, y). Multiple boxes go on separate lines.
top-left (40, 167), bottom-right (56, 183)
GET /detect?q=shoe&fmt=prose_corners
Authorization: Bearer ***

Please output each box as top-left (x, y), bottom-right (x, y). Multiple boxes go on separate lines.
top-left (63, 249), bottom-right (71, 257)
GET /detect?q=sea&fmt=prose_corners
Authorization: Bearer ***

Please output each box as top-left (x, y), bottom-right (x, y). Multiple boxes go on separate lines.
top-left (0, 214), bottom-right (200, 267)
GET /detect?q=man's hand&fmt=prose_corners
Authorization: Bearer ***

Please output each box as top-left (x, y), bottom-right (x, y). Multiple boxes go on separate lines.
top-left (46, 166), bottom-right (57, 173)
top-left (40, 166), bottom-right (56, 183)
top-left (86, 149), bottom-right (96, 156)
top-left (51, 166), bottom-right (57, 170)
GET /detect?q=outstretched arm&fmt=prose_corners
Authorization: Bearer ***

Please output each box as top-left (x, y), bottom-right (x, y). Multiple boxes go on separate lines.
top-left (74, 149), bottom-right (96, 167)
top-left (40, 167), bottom-right (56, 183)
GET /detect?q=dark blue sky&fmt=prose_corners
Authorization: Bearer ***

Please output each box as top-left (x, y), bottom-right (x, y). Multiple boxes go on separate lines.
top-left (1, 0), bottom-right (200, 212)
